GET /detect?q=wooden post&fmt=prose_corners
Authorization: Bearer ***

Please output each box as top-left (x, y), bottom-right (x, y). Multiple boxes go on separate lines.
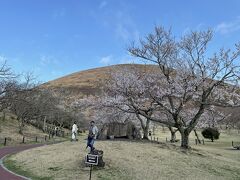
top-left (35, 137), bottom-right (38, 142)
top-left (166, 137), bottom-right (167, 142)
top-left (2, 112), bottom-right (5, 121)
top-left (43, 116), bottom-right (47, 132)
top-left (232, 141), bottom-right (234, 147)
top-left (4, 137), bottom-right (7, 146)
top-left (22, 136), bottom-right (25, 143)
top-left (45, 135), bottom-right (47, 141)
top-left (195, 139), bottom-right (198, 145)
top-left (154, 137), bottom-right (155, 142)
top-left (157, 137), bottom-right (158, 142)
top-left (89, 164), bottom-right (93, 180)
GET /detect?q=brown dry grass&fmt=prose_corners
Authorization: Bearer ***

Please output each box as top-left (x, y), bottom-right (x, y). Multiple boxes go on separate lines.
top-left (0, 115), bottom-right (49, 146)
top-left (40, 64), bottom-right (159, 100)
top-left (0, 114), bottom-right (67, 146)
top-left (7, 129), bottom-right (240, 180)
top-left (42, 64), bottom-right (157, 88)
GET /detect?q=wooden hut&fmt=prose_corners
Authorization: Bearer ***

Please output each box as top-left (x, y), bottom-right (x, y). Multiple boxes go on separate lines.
top-left (98, 121), bottom-right (141, 139)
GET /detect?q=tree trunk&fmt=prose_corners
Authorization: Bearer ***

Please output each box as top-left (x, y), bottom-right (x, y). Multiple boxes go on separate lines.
top-left (211, 137), bottom-right (214, 142)
top-left (194, 129), bottom-right (201, 144)
top-left (162, 125), bottom-right (165, 132)
top-left (171, 131), bottom-right (176, 142)
top-left (142, 119), bottom-right (150, 140)
top-left (17, 117), bottom-right (24, 135)
top-left (19, 121), bottom-right (23, 135)
top-left (180, 130), bottom-right (190, 149)
top-left (153, 124), bottom-right (157, 135)
top-left (43, 116), bottom-right (47, 132)
top-left (136, 114), bottom-right (150, 140)
top-left (142, 128), bottom-right (149, 140)
top-left (2, 112), bottom-right (6, 121)
top-left (168, 127), bottom-right (177, 142)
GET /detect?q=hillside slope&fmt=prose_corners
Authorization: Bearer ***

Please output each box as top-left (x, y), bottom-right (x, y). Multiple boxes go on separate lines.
top-left (0, 114), bottom-right (49, 147)
top-left (40, 64), bottom-right (240, 126)
top-left (41, 64), bottom-right (158, 102)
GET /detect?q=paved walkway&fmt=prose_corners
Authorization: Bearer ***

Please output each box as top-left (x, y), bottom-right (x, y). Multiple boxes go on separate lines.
top-left (0, 144), bottom-right (45, 180)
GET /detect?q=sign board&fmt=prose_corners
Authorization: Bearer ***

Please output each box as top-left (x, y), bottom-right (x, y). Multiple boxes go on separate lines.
top-left (85, 154), bottom-right (99, 165)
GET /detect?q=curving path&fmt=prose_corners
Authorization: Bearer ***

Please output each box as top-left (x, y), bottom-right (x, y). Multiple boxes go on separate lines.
top-left (0, 144), bottom-right (45, 180)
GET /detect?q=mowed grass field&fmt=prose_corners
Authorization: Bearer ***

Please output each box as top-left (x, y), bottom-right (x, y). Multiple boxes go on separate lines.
top-left (4, 129), bottom-right (240, 180)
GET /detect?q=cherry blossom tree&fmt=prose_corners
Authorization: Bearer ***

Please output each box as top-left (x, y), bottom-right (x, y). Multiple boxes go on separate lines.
top-left (101, 65), bottom-right (160, 140)
top-left (92, 65), bottom-right (226, 142)
top-left (126, 26), bottom-right (240, 148)
top-left (73, 74), bottom-right (153, 139)
top-left (220, 107), bottom-right (240, 132)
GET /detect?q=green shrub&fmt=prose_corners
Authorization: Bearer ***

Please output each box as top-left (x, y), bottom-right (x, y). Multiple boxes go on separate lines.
top-left (201, 128), bottom-right (220, 142)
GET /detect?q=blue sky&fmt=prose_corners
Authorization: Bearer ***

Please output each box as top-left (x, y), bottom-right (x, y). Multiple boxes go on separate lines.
top-left (0, 0), bottom-right (240, 82)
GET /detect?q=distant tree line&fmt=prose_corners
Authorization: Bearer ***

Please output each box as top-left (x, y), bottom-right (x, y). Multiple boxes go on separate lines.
top-left (0, 62), bottom-right (84, 135)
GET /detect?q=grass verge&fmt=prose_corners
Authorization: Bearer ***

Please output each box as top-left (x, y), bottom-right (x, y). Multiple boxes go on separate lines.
top-left (3, 155), bottom-right (53, 180)
top-left (4, 129), bottom-right (240, 180)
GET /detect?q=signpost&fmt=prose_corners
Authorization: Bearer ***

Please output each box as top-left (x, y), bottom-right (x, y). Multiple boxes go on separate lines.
top-left (85, 154), bottom-right (99, 180)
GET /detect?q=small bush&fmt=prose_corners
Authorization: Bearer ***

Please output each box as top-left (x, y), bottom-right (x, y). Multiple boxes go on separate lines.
top-left (201, 128), bottom-right (220, 142)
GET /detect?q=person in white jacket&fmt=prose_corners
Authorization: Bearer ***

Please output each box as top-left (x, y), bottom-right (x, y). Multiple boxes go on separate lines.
top-left (71, 121), bottom-right (78, 141)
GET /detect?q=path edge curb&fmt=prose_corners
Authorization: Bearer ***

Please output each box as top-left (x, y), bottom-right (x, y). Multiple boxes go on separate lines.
top-left (0, 154), bottom-right (31, 180)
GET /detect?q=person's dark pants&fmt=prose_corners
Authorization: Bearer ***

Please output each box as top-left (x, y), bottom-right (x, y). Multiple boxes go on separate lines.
top-left (87, 137), bottom-right (95, 152)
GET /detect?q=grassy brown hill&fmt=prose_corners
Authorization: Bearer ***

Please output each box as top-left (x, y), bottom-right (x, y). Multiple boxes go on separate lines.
top-left (41, 64), bottom-right (158, 102)
top-left (41, 64), bottom-right (240, 120)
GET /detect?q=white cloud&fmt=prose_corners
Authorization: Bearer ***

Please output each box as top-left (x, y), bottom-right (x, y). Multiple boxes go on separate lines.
top-left (118, 55), bottom-right (135, 64)
top-left (51, 70), bottom-right (59, 76)
top-left (98, 54), bottom-right (140, 66)
top-left (91, 3), bottom-right (139, 43)
top-left (116, 23), bottom-right (130, 42)
top-left (182, 23), bottom-right (207, 36)
top-left (0, 54), bottom-right (22, 67)
top-left (215, 17), bottom-right (240, 34)
top-left (114, 11), bottom-right (140, 43)
top-left (100, 55), bottom-right (112, 65)
top-left (40, 55), bottom-right (60, 66)
top-left (52, 8), bottom-right (66, 19)
top-left (0, 55), bottom-right (7, 63)
top-left (99, 1), bottom-right (107, 9)
top-left (114, 20), bottom-right (140, 43)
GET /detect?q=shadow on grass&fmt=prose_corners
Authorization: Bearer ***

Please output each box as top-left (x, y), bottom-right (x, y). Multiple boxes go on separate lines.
top-left (223, 147), bottom-right (240, 151)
